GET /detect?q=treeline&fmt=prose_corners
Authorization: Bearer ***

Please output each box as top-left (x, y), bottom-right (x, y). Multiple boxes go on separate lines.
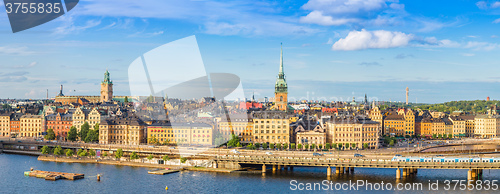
top-left (415, 100), bottom-right (500, 113)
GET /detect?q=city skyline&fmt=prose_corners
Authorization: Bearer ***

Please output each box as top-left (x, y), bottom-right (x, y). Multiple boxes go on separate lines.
top-left (1, 0), bottom-right (500, 103)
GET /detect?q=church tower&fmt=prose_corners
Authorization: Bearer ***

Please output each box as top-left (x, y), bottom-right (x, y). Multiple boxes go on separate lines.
top-left (275, 43), bottom-right (288, 111)
top-left (100, 69), bottom-right (113, 103)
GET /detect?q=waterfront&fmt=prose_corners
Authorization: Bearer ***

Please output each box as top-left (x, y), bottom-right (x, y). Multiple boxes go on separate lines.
top-left (2, 154), bottom-right (500, 193)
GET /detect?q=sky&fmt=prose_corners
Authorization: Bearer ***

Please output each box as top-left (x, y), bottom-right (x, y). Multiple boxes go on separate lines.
top-left (1, 0), bottom-right (500, 103)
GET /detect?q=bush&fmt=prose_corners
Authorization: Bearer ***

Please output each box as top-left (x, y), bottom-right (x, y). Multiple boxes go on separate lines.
top-left (297, 144), bottom-right (302, 150)
top-left (53, 146), bottom-right (63, 155)
top-left (163, 155), bottom-right (170, 161)
top-left (40, 145), bottom-right (51, 154)
top-left (65, 149), bottom-right (73, 156)
top-left (115, 148), bottom-right (123, 159)
top-left (363, 143), bottom-right (369, 149)
top-left (283, 143), bottom-right (288, 150)
top-left (130, 151), bottom-right (140, 160)
top-left (180, 157), bottom-right (187, 163)
top-left (102, 152), bottom-right (108, 157)
top-left (254, 143), bottom-right (260, 149)
top-left (89, 149), bottom-right (96, 157)
top-left (325, 143), bottom-right (331, 150)
top-left (290, 143), bottom-right (295, 150)
top-left (246, 143), bottom-right (254, 150)
top-left (147, 154), bottom-right (154, 160)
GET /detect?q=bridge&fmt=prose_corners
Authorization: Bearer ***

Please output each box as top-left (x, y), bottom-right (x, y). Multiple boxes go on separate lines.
top-left (214, 155), bottom-right (500, 180)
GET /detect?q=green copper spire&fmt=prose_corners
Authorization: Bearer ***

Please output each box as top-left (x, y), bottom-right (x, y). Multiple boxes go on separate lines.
top-left (275, 43), bottom-right (287, 93)
top-left (102, 69), bottom-right (113, 84)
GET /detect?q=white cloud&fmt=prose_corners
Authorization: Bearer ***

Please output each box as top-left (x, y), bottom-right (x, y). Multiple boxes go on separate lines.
top-left (492, 1), bottom-right (500, 8)
top-left (53, 15), bottom-right (102, 35)
top-left (464, 41), bottom-right (499, 51)
top-left (302, 0), bottom-right (392, 14)
top-left (461, 53), bottom-right (475, 57)
top-left (332, 29), bottom-right (414, 51)
top-left (299, 11), bottom-right (359, 26)
top-left (476, 1), bottom-right (500, 9)
top-left (0, 46), bottom-right (35, 55)
top-left (326, 38), bottom-right (334, 44)
top-left (493, 18), bottom-right (500, 23)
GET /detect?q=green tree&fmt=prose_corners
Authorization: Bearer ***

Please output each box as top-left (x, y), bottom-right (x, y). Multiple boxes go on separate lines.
top-left (180, 157), bottom-right (187, 163)
top-left (53, 146), bottom-right (63, 155)
top-left (102, 152), bottom-right (108, 157)
top-left (115, 148), bottom-right (123, 159)
top-left (448, 134), bottom-right (453, 139)
top-left (304, 144), bottom-right (309, 150)
top-left (124, 96), bottom-right (129, 103)
top-left (79, 122), bottom-right (90, 141)
top-left (89, 149), bottom-right (96, 157)
top-left (262, 143), bottom-right (268, 149)
top-left (290, 143), bottom-right (295, 150)
top-left (255, 143), bottom-right (260, 149)
top-left (40, 145), bottom-right (51, 154)
top-left (130, 151), bottom-right (140, 160)
top-left (163, 155), bottom-right (170, 161)
top-left (438, 134), bottom-right (443, 139)
top-left (269, 143), bottom-right (275, 149)
top-left (65, 149), bottom-right (73, 156)
top-left (325, 143), bottom-right (331, 150)
top-left (45, 129), bottom-right (56, 140)
top-left (389, 140), bottom-right (395, 146)
top-left (67, 126), bottom-right (78, 141)
top-left (246, 143), bottom-right (254, 150)
top-left (85, 128), bottom-right (99, 143)
top-left (276, 143), bottom-right (282, 150)
top-left (311, 144), bottom-right (316, 150)
top-left (351, 143), bottom-right (356, 149)
top-left (363, 143), bottom-right (369, 149)
top-left (227, 134), bottom-right (241, 147)
top-left (147, 154), bottom-right (154, 160)
top-left (283, 143), bottom-right (288, 150)
top-left (236, 142), bottom-right (242, 147)
top-left (78, 150), bottom-right (88, 157)
top-left (332, 143), bottom-right (337, 149)
top-left (432, 134), bottom-right (437, 139)
top-left (298, 144), bottom-right (302, 150)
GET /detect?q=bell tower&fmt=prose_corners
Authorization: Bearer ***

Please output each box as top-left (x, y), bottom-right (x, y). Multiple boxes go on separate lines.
top-left (101, 69), bottom-right (113, 102)
top-left (274, 43), bottom-right (288, 111)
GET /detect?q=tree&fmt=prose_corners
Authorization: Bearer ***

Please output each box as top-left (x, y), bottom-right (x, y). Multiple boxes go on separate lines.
top-left (67, 126), bottom-right (78, 141)
top-left (53, 146), bottom-right (63, 155)
top-left (236, 142), bottom-right (242, 147)
top-left (438, 134), bottom-right (443, 139)
top-left (351, 143), bottom-right (356, 149)
top-left (325, 143), bottom-right (331, 150)
top-left (65, 149), bottom-right (73, 156)
top-left (130, 151), bottom-right (139, 160)
top-left (85, 129), bottom-right (99, 143)
top-left (363, 143), bottom-right (369, 149)
top-left (78, 149), bottom-right (88, 157)
top-left (311, 144), bottom-right (316, 150)
top-left (304, 144), bottom-right (309, 150)
top-left (432, 134), bottom-right (437, 139)
top-left (147, 154), bottom-right (154, 160)
top-left (269, 143), bottom-right (275, 149)
top-left (89, 149), bottom-right (96, 157)
top-left (124, 96), bottom-right (129, 103)
top-left (297, 144), bottom-right (302, 150)
top-left (102, 152), bottom-right (108, 157)
top-left (448, 134), bottom-right (453, 139)
top-left (284, 143), bottom-right (288, 150)
top-left (276, 143), bottom-right (282, 150)
top-left (255, 143), bottom-right (260, 149)
top-left (246, 143), bottom-right (254, 150)
top-left (332, 143), bottom-right (337, 149)
top-left (163, 155), bottom-right (170, 161)
top-left (45, 129), bottom-right (56, 140)
top-left (227, 134), bottom-right (241, 147)
top-left (115, 148), bottom-right (123, 159)
top-left (389, 140), bottom-right (395, 146)
top-left (79, 122), bottom-right (90, 141)
top-left (262, 143), bottom-right (268, 149)
top-left (41, 145), bottom-right (51, 154)
top-left (290, 143), bottom-right (295, 150)
top-left (180, 157), bottom-right (187, 163)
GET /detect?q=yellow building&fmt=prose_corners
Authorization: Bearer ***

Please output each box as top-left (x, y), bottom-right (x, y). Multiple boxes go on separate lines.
top-left (449, 116), bottom-right (466, 137)
top-left (252, 111), bottom-right (290, 144)
top-left (326, 116), bottom-right (380, 149)
top-left (295, 126), bottom-right (326, 148)
top-left (420, 117), bottom-right (432, 137)
top-left (99, 115), bottom-right (145, 145)
top-left (217, 114), bottom-right (253, 143)
top-left (147, 122), bottom-right (213, 146)
top-left (460, 115), bottom-right (476, 137)
top-left (384, 114), bottom-right (405, 136)
top-left (401, 109), bottom-right (416, 136)
top-left (0, 113), bottom-right (10, 137)
top-left (474, 115), bottom-right (500, 138)
top-left (431, 118), bottom-right (445, 137)
top-left (73, 107), bottom-right (104, 131)
top-left (20, 115), bottom-right (44, 138)
top-left (368, 106), bottom-right (383, 129)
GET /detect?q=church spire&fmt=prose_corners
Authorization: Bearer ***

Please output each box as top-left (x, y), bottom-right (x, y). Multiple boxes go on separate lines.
top-left (279, 42), bottom-right (284, 78)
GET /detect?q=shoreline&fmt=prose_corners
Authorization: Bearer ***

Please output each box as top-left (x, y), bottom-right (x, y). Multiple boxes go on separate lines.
top-left (37, 155), bottom-right (237, 173)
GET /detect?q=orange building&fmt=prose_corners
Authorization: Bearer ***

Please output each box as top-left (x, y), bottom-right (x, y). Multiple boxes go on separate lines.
top-left (46, 113), bottom-right (73, 140)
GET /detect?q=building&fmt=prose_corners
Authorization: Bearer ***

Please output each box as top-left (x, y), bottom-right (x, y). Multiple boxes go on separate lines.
top-left (398, 108), bottom-right (416, 136)
top-left (368, 106), bottom-right (383, 131)
top-left (9, 113), bottom-right (21, 137)
top-left (431, 118), bottom-right (445, 137)
top-left (449, 116), bottom-right (466, 137)
top-left (147, 122), bottom-right (213, 146)
top-left (384, 114), bottom-right (405, 136)
top-left (420, 117), bottom-right (433, 137)
top-left (295, 122), bottom-right (326, 148)
top-left (0, 113), bottom-right (10, 137)
top-left (460, 115), bottom-right (476, 137)
top-left (99, 115), bottom-right (146, 145)
top-left (474, 115), bottom-right (500, 138)
top-left (46, 113), bottom-right (73, 140)
top-left (72, 107), bottom-right (89, 131)
top-left (19, 115), bottom-right (44, 138)
top-left (252, 111), bottom-right (291, 144)
top-left (217, 114), bottom-right (253, 143)
top-left (101, 69), bottom-right (113, 103)
top-left (274, 43), bottom-right (288, 111)
top-left (326, 116), bottom-right (380, 149)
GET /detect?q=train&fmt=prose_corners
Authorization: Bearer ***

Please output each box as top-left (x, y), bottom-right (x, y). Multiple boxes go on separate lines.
top-left (392, 156), bottom-right (500, 163)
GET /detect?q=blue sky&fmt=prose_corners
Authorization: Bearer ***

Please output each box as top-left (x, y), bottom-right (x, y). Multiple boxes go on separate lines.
top-left (1, 0), bottom-right (500, 103)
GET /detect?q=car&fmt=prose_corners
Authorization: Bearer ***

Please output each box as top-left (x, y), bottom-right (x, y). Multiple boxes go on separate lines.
top-left (265, 152), bottom-right (273, 155)
top-left (354, 154), bottom-right (364, 157)
top-left (312, 153), bottom-right (323, 156)
top-left (395, 154), bottom-right (402, 157)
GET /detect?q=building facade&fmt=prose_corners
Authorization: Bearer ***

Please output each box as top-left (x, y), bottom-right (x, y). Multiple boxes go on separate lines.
top-left (99, 115), bottom-right (145, 145)
top-left (326, 116), bottom-right (380, 149)
top-left (46, 113), bottom-right (73, 139)
top-left (147, 122), bottom-right (213, 146)
top-left (0, 113), bottom-right (10, 137)
top-left (19, 115), bottom-right (44, 138)
top-left (252, 111), bottom-right (291, 144)
top-left (101, 70), bottom-right (113, 103)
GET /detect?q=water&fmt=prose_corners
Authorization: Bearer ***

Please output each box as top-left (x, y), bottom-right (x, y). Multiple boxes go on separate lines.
top-left (1, 153), bottom-right (500, 193)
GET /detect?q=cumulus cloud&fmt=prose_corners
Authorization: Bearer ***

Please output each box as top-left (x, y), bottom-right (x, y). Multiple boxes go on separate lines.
top-left (300, 0), bottom-right (405, 26)
top-left (332, 29), bottom-right (413, 51)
